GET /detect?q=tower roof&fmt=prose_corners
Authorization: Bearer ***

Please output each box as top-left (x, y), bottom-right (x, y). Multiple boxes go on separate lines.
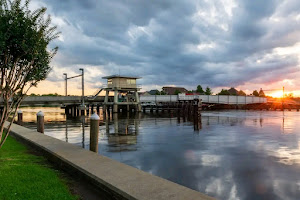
top-left (102, 75), bottom-right (141, 79)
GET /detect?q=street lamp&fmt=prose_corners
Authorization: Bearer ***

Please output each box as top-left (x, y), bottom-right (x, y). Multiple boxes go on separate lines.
top-left (63, 69), bottom-right (85, 112)
top-left (63, 73), bottom-right (67, 96)
top-left (79, 68), bottom-right (85, 111)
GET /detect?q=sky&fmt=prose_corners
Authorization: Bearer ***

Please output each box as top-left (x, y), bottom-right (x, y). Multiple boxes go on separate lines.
top-left (28, 0), bottom-right (300, 97)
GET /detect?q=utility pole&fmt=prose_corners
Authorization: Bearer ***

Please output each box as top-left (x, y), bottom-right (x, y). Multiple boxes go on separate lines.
top-left (63, 73), bottom-right (67, 96)
top-left (282, 86), bottom-right (284, 110)
top-left (63, 69), bottom-right (85, 112)
top-left (79, 68), bottom-right (84, 106)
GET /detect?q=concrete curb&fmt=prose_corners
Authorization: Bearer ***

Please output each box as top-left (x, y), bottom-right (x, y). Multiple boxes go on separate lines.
top-left (6, 122), bottom-right (215, 200)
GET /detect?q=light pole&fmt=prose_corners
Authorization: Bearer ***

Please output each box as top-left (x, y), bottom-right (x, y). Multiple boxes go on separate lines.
top-left (63, 73), bottom-right (67, 96)
top-left (79, 68), bottom-right (84, 106)
top-left (63, 70), bottom-right (85, 113)
top-left (282, 86), bottom-right (284, 110)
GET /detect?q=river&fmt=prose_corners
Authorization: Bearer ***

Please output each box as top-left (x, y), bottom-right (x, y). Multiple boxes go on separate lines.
top-left (18, 106), bottom-right (300, 200)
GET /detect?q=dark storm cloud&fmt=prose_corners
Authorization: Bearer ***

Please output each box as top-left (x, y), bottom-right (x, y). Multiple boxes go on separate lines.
top-left (35, 0), bottom-right (300, 89)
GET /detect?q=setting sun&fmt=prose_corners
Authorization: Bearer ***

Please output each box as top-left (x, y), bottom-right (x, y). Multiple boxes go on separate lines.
top-left (268, 91), bottom-right (284, 98)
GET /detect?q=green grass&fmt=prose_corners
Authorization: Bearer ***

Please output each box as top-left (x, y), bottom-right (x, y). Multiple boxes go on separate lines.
top-left (0, 136), bottom-right (78, 200)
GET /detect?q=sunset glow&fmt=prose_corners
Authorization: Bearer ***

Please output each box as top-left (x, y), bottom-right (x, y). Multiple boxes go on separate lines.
top-left (268, 91), bottom-right (284, 98)
top-left (24, 0), bottom-right (300, 96)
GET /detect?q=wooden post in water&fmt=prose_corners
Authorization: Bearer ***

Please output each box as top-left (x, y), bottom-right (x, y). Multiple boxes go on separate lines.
top-left (80, 105), bottom-right (85, 116)
top-left (193, 99), bottom-right (202, 131)
top-left (64, 107), bottom-right (68, 115)
top-left (91, 104), bottom-right (94, 114)
top-left (86, 104), bottom-right (90, 116)
top-left (37, 111), bottom-right (44, 133)
top-left (17, 110), bottom-right (23, 125)
top-left (76, 106), bottom-right (79, 116)
top-left (107, 106), bottom-right (111, 119)
top-left (90, 113), bottom-right (99, 152)
top-left (67, 106), bottom-right (71, 115)
top-left (96, 105), bottom-right (100, 114)
top-left (71, 106), bottom-right (75, 117)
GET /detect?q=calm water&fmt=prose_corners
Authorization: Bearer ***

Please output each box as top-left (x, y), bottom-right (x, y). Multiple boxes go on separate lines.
top-left (20, 107), bottom-right (300, 200)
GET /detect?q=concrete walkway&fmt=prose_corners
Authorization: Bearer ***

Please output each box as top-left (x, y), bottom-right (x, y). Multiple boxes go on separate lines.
top-left (6, 122), bottom-right (215, 200)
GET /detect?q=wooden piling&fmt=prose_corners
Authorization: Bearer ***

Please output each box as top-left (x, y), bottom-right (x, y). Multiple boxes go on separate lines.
top-left (107, 106), bottom-right (111, 119)
top-left (86, 104), bottom-right (90, 116)
top-left (71, 106), bottom-right (75, 117)
top-left (37, 111), bottom-right (44, 133)
top-left (76, 106), bottom-right (79, 116)
top-left (64, 107), bottom-right (68, 115)
top-left (91, 105), bottom-right (94, 114)
top-left (96, 105), bottom-right (100, 114)
top-left (17, 110), bottom-right (23, 125)
top-left (90, 113), bottom-right (100, 152)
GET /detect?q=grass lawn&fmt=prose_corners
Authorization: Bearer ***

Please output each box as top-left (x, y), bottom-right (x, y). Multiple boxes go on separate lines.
top-left (0, 135), bottom-right (78, 200)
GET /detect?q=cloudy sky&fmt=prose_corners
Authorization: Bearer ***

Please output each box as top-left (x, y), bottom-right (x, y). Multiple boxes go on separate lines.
top-left (29, 0), bottom-right (300, 97)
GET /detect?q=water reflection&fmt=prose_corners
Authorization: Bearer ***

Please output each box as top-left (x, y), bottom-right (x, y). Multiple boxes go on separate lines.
top-left (20, 107), bottom-right (300, 200)
top-left (105, 113), bottom-right (140, 152)
top-left (81, 116), bottom-right (85, 148)
top-left (65, 120), bottom-right (68, 143)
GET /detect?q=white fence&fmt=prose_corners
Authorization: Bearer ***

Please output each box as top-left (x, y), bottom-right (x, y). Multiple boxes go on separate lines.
top-left (140, 95), bottom-right (267, 105)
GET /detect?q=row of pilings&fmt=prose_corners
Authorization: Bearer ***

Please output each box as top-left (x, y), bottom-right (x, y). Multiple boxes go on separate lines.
top-left (141, 100), bottom-right (203, 131)
top-left (63, 104), bottom-right (140, 119)
top-left (64, 104), bottom-right (101, 117)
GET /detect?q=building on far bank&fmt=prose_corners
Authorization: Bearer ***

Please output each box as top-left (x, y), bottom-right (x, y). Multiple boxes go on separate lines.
top-left (162, 87), bottom-right (188, 95)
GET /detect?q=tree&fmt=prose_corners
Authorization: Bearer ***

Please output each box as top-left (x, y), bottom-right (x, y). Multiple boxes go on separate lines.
top-left (29, 93), bottom-right (40, 96)
top-left (204, 87), bottom-right (212, 95)
top-left (0, 0), bottom-right (59, 148)
top-left (174, 89), bottom-right (181, 95)
top-left (238, 90), bottom-right (246, 96)
top-left (160, 90), bottom-right (166, 95)
top-left (218, 89), bottom-right (230, 95)
top-left (252, 90), bottom-right (259, 97)
top-left (285, 93), bottom-right (293, 99)
top-left (41, 93), bottom-right (61, 96)
top-left (258, 88), bottom-right (265, 97)
top-left (196, 85), bottom-right (204, 94)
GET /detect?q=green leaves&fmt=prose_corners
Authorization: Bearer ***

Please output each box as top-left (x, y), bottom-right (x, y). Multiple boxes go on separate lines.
top-left (0, 0), bottom-right (60, 147)
top-left (196, 85), bottom-right (204, 94)
top-left (0, 0), bottom-right (59, 84)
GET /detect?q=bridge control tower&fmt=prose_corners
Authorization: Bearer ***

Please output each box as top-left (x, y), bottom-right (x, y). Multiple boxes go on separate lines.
top-left (102, 75), bottom-right (142, 113)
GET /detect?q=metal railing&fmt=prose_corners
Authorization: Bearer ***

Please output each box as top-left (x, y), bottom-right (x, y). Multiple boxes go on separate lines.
top-left (140, 95), bottom-right (267, 105)
top-left (104, 84), bottom-right (142, 89)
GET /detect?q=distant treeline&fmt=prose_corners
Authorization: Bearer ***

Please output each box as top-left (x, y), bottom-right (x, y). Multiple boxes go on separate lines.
top-left (28, 93), bottom-right (62, 97)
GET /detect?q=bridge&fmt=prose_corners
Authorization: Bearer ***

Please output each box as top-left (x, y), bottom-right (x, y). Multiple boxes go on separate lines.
top-left (18, 96), bottom-right (105, 106)
top-left (140, 94), bottom-right (267, 104)
top-left (17, 94), bottom-right (267, 106)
